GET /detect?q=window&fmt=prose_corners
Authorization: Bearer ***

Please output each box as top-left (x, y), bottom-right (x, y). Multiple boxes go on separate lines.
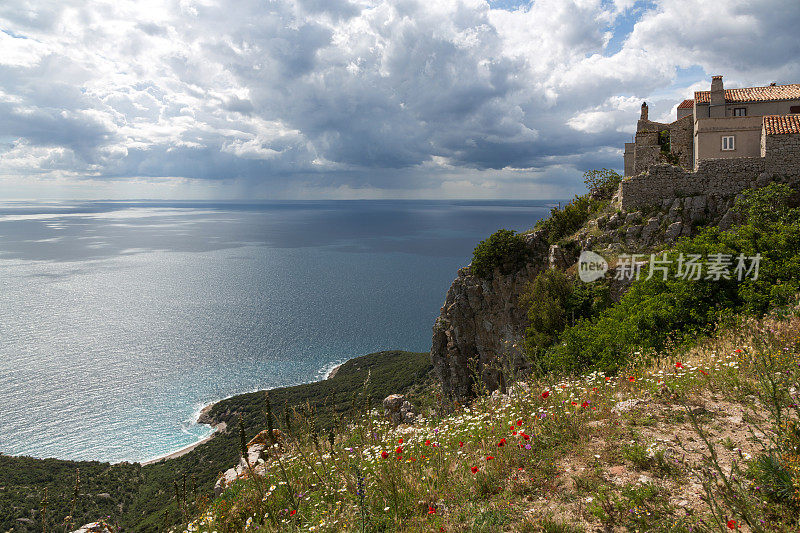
top-left (722, 136), bottom-right (735, 151)
top-left (733, 108), bottom-right (747, 116)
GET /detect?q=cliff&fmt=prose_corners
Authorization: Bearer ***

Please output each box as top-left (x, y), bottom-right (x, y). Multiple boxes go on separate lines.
top-left (430, 173), bottom-right (799, 402)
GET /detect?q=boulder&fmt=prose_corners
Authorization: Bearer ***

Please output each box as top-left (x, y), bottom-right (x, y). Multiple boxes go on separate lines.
top-left (71, 523), bottom-right (113, 533)
top-left (383, 394), bottom-right (415, 425)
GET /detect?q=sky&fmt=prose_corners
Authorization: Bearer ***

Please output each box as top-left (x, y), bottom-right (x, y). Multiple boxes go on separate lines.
top-left (0, 0), bottom-right (798, 200)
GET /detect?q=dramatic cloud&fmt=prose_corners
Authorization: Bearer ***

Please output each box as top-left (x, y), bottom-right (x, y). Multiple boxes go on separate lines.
top-left (0, 0), bottom-right (798, 198)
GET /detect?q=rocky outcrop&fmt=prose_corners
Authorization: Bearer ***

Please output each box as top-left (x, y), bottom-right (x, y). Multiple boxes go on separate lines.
top-left (214, 429), bottom-right (283, 495)
top-left (431, 231), bottom-right (548, 401)
top-left (71, 523), bottom-right (113, 533)
top-left (383, 394), bottom-right (416, 425)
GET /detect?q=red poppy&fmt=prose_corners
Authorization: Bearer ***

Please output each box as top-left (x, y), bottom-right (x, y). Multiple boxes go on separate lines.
top-left (675, 362), bottom-right (684, 369)
top-left (628, 376), bottom-right (635, 382)
top-left (541, 390), bottom-right (550, 399)
top-left (734, 348), bottom-right (742, 353)
top-left (396, 446), bottom-right (403, 454)
top-left (428, 506), bottom-right (436, 515)
top-left (425, 439), bottom-right (431, 446)
top-left (459, 441), bottom-right (464, 447)
top-left (516, 419), bottom-right (523, 426)
top-left (398, 438), bottom-right (403, 444)
top-left (486, 455), bottom-right (494, 460)
top-left (381, 450), bottom-right (389, 459)
top-left (497, 438), bottom-right (506, 447)
top-left (727, 519), bottom-right (736, 529)
top-left (581, 401), bottom-right (589, 408)
top-left (290, 510), bottom-right (297, 516)
top-left (522, 432), bottom-right (530, 440)
top-left (700, 369), bottom-right (709, 375)
top-left (470, 466), bottom-right (479, 473)
top-left (571, 401), bottom-right (578, 406)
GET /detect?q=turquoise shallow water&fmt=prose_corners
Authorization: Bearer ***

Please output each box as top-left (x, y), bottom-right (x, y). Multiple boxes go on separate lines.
top-left (0, 200), bottom-right (552, 462)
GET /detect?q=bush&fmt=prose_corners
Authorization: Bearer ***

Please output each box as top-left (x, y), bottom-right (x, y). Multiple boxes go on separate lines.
top-left (538, 183), bottom-right (800, 374)
top-left (535, 196), bottom-right (600, 245)
top-left (471, 229), bottom-right (530, 278)
top-left (583, 168), bottom-right (622, 200)
top-left (521, 270), bottom-right (610, 361)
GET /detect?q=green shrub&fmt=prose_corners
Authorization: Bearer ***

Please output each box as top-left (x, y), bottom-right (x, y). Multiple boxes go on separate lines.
top-left (539, 183), bottom-right (800, 374)
top-left (583, 168), bottom-right (622, 200)
top-left (471, 229), bottom-right (530, 278)
top-left (521, 271), bottom-right (610, 361)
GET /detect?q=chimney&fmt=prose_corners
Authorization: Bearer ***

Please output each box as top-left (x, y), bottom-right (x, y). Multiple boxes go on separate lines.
top-left (640, 102), bottom-right (648, 121)
top-left (710, 75), bottom-right (725, 117)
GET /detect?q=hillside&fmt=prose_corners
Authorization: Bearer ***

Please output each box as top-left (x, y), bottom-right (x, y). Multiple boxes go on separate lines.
top-left (0, 351), bottom-right (432, 532)
top-left (182, 306), bottom-right (800, 532)
top-left (185, 175), bottom-right (800, 532)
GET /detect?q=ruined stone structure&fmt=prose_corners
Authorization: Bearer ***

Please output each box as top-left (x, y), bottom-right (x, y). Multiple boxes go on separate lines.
top-left (621, 76), bottom-right (800, 210)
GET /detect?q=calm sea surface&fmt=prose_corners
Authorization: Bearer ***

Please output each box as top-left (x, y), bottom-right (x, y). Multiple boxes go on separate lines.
top-left (0, 200), bottom-right (552, 462)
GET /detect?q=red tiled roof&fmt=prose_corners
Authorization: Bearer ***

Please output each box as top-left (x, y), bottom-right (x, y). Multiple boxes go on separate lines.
top-left (677, 99), bottom-right (694, 109)
top-left (763, 114), bottom-right (800, 135)
top-left (694, 83), bottom-right (800, 104)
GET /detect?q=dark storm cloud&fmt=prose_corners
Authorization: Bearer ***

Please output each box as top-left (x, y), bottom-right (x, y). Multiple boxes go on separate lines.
top-left (0, 0), bottom-right (798, 197)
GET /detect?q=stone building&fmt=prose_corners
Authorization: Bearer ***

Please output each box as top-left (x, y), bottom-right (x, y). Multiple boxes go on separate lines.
top-left (624, 75), bottom-right (800, 176)
top-left (620, 77), bottom-right (800, 211)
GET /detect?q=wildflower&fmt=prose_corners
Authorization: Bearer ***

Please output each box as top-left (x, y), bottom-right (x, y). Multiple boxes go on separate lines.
top-left (581, 401), bottom-right (589, 408)
top-left (425, 439), bottom-right (431, 446)
top-left (398, 438), bottom-right (403, 444)
top-left (497, 438), bottom-right (506, 447)
top-left (471, 466), bottom-right (479, 473)
top-left (486, 455), bottom-right (494, 460)
top-left (675, 362), bottom-right (684, 369)
top-left (516, 419), bottom-right (523, 426)
top-left (727, 519), bottom-right (736, 529)
top-left (290, 510), bottom-right (297, 516)
top-left (428, 506), bottom-right (436, 515)
top-left (396, 446), bottom-right (403, 454)
top-left (459, 441), bottom-right (464, 447)
top-left (541, 390), bottom-right (550, 399)
top-left (381, 451), bottom-right (389, 459)
top-left (521, 433), bottom-right (530, 440)
top-left (699, 369), bottom-right (709, 375)
top-left (628, 376), bottom-right (636, 382)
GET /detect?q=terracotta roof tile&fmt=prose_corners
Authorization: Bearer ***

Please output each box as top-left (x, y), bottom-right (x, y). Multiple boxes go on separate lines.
top-left (763, 114), bottom-right (800, 135)
top-left (677, 99), bottom-right (694, 109)
top-left (694, 83), bottom-right (800, 104)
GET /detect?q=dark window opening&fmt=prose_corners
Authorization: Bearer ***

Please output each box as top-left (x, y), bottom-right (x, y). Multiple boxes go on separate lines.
top-left (791, 106), bottom-right (800, 114)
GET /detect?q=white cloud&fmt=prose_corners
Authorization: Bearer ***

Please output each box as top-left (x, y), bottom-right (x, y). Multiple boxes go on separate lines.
top-left (0, 0), bottom-right (797, 198)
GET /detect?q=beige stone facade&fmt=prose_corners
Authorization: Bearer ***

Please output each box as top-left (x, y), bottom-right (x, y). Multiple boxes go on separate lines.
top-left (619, 76), bottom-right (800, 210)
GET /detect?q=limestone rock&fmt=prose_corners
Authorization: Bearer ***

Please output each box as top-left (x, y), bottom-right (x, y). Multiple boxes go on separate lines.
top-left (431, 231), bottom-right (548, 401)
top-left (71, 523), bottom-right (113, 533)
top-left (383, 394), bottom-right (416, 425)
top-left (640, 217), bottom-right (660, 245)
top-left (665, 221), bottom-right (683, 243)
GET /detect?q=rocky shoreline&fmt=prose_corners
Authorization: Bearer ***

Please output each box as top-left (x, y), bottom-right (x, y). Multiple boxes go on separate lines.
top-left (141, 361), bottom-right (345, 465)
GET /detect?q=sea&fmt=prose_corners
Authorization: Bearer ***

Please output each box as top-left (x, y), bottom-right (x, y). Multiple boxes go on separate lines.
top-left (0, 200), bottom-right (553, 463)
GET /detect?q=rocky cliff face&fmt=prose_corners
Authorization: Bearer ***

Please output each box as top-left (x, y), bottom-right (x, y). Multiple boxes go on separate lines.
top-left (430, 186), bottom-right (754, 402)
top-left (431, 232), bottom-right (549, 400)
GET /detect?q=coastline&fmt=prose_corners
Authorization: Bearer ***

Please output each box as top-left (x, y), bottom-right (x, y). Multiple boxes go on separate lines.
top-left (140, 361), bottom-right (343, 466)
top-left (326, 362), bottom-right (343, 380)
top-left (140, 405), bottom-right (226, 466)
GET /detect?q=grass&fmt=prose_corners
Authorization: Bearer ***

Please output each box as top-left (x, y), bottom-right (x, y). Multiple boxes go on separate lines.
top-left (0, 351), bottom-right (432, 532)
top-left (180, 304), bottom-right (800, 532)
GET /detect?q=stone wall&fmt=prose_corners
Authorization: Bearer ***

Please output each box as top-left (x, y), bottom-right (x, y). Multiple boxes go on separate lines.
top-left (669, 114), bottom-right (694, 170)
top-left (620, 158), bottom-right (769, 211)
top-left (765, 133), bottom-right (800, 175)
